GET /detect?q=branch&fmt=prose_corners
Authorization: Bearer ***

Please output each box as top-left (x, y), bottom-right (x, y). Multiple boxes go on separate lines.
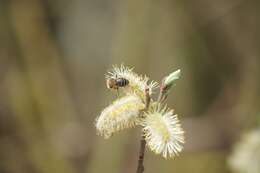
top-left (136, 88), bottom-right (150, 173)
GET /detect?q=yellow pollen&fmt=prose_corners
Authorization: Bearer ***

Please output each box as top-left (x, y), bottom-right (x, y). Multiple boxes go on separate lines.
top-left (152, 114), bottom-right (170, 141)
top-left (110, 102), bottom-right (144, 118)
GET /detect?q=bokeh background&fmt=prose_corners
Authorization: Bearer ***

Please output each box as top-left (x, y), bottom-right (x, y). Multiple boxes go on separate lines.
top-left (0, 0), bottom-right (259, 173)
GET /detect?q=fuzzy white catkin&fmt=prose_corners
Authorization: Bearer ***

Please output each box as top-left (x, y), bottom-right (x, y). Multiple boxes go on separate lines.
top-left (95, 94), bottom-right (145, 138)
top-left (142, 105), bottom-right (185, 158)
top-left (228, 128), bottom-right (260, 173)
top-left (106, 64), bottom-right (158, 98)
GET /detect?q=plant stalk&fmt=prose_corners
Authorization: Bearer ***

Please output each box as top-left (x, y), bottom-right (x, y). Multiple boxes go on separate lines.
top-left (136, 88), bottom-right (150, 173)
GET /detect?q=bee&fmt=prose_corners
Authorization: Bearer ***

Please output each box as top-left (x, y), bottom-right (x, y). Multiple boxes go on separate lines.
top-left (106, 76), bottom-right (129, 90)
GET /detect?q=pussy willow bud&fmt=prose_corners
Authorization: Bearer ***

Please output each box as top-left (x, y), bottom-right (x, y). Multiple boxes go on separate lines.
top-left (163, 69), bottom-right (181, 91)
top-left (157, 69), bottom-right (181, 102)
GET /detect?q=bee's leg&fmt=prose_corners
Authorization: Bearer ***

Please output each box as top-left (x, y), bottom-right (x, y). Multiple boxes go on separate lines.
top-left (116, 88), bottom-right (120, 97)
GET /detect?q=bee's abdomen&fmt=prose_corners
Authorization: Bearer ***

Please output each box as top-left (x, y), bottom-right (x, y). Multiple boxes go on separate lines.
top-left (116, 78), bottom-right (129, 87)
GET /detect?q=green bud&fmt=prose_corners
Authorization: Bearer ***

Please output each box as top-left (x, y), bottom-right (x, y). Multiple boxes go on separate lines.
top-left (163, 69), bottom-right (181, 88)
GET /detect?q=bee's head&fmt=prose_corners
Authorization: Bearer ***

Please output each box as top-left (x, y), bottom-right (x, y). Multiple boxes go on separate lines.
top-left (106, 78), bottom-right (116, 89)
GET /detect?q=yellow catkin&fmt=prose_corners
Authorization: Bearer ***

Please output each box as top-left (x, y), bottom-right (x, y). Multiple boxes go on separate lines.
top-left (96, 94), bottom-right (145, 138)
top-left (143, 105), bottom-right (185, 158)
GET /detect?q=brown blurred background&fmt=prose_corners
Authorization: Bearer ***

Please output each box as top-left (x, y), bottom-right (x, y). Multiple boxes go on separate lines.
top-left (0, 0), bottom-right (259, 173)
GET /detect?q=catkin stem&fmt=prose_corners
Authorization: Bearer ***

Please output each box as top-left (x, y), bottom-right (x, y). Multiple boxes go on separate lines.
top-left (136, 88), bottom-right (150, 173)
top-left (136, 135), bottom-right (146, 173)
top-left (157, 79), bottom-right (168, 103)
